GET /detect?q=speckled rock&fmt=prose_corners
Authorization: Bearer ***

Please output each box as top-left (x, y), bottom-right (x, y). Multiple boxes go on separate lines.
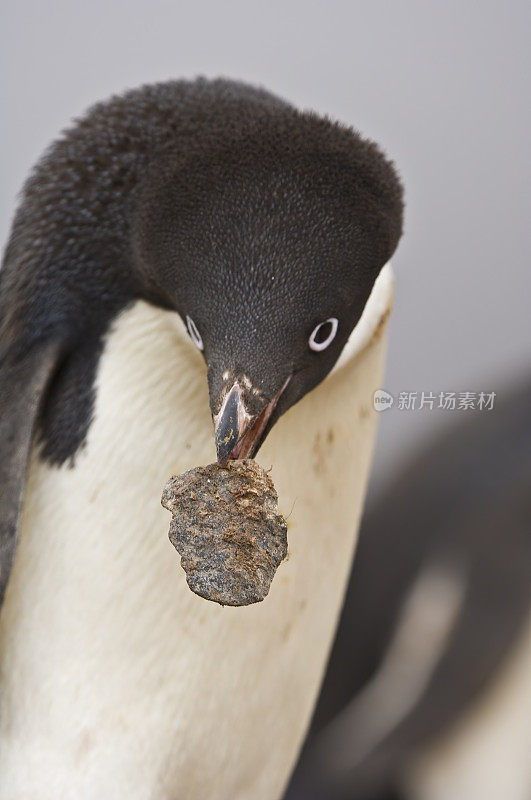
top-left (161, 460), bottom-right (288, 606)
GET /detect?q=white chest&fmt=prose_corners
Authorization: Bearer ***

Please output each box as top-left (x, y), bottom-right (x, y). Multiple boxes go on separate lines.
top-left (0, 298), bottom-right (388, 800)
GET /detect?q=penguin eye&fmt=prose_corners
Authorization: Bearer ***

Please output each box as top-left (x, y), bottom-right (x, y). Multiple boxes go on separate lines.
top-left (186, 315), bottom-right (203, 350)
top-left (308, 318), bottom-right (338, 352)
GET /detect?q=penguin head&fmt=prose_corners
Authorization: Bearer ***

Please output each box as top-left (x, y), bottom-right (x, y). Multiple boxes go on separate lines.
top-left (133, 118), bottom-right (403, 463)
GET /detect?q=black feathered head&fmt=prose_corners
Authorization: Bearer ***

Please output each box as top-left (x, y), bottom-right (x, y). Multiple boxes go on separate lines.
top-left (130, 82), bottom-right (403, 459)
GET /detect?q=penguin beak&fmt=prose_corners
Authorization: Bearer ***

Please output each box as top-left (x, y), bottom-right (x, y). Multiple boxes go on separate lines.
top-left (213, 378), bottom-right (290, 465)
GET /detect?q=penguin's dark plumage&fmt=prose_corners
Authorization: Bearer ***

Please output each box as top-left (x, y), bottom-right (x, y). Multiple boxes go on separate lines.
top-left (0, 77), bottom-right (403, 605)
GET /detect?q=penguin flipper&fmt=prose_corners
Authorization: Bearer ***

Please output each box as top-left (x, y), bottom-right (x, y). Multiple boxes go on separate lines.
top-left (0, 340), bottom-right (62, 607)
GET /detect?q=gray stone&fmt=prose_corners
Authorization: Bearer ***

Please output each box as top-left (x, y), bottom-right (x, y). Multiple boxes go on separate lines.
top-left (161, 460), bottom-right (288, 606)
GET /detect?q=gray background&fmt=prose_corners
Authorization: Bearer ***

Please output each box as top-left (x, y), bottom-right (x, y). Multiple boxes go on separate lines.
top-left (2, 0), bottom-right (530, 490)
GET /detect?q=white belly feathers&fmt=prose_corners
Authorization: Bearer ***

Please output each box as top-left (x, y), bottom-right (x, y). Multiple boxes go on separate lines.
top-left (0, 270), bottom-right (392, 800)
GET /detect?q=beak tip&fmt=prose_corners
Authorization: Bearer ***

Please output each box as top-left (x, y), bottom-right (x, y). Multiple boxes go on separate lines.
top-left (215, 438), bottom-right (234, 466)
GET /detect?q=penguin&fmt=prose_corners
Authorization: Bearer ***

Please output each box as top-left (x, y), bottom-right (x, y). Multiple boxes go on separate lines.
top-left (0, 78), bottom-right (403, 799)
top-left (285, 377), bottom-right (531, 800)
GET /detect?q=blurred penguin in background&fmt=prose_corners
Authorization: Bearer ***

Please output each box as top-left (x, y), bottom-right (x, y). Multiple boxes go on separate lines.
top-left (286, 377), bottom-right (531, 800)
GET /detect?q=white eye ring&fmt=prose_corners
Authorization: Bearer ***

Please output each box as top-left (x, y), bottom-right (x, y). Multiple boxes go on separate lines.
top-left (309, 317), bottom-right (338, 351)
top-left (186, 315), bottom-right (203, 350)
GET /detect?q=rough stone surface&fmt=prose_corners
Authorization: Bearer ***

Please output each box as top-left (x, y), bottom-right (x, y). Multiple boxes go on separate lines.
top-left (161, 460), bottom-right (288, 606)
